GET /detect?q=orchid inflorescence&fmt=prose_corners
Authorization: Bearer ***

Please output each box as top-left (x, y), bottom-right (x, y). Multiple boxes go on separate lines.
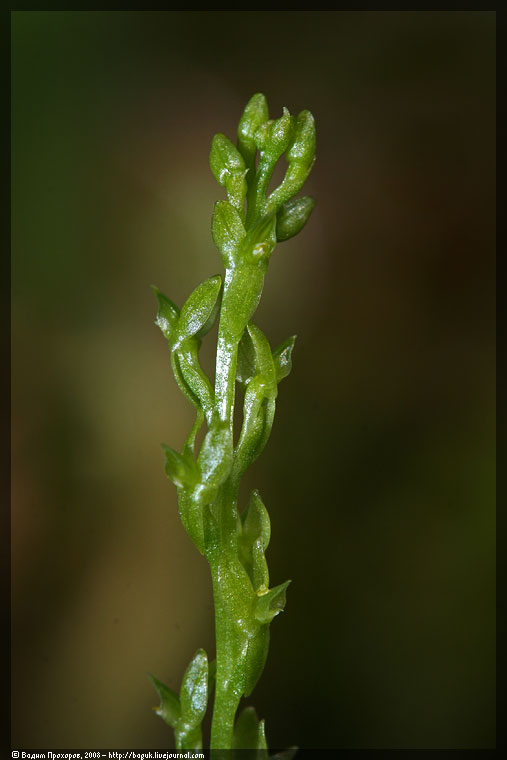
top-left (148, 92), bottom-right (316, 754)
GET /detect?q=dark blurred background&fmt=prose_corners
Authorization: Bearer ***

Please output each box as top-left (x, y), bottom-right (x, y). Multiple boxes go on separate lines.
top-left (11, 11), bottom-right (495, 750)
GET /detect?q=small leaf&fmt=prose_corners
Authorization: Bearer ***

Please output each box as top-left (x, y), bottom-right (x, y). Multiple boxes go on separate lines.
top-left (242, 489), bottom-right (271, 551)
top-left (233, 705), bottom-right (261, 750)
top-left (147, 673), bottom-right (180, 728)
top-left (255, 580), bottom-right (291, 624)
top-left (152, 286), bottom-right (179, 346)
top-left (272, 335), bottom-right (297, 383)
top-left (276, 196), bottom-right (315, 242)
top-left (211, 200), bottom-right (246, 267)
top-left (179, 649), bottom-right (208, 729)
top-left (247, 324), bottom-right (277, 399)
top-left (162, 444), bottom-right (198, 490)
top-left (178, 275), bottom-right (222, 343)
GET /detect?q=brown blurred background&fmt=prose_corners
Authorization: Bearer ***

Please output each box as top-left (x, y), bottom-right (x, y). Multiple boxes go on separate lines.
top-left (11, 11), bottom-right (495, 750)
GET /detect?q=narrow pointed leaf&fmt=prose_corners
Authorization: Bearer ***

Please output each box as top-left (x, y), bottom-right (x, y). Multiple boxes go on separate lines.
top-left (147, 673), bottom-right (181, 728)
top-left (247, 324), bottom-right (277, 399)
top-left (162, 444), bottom-right (198, 490)
top-left (241, 489), bottom-right (271, 551)
top-left (152, 286), bottom-right (180, 346)
top-left (255, 580), bottom-right (291, 624)
top-left (272, 335), bottom-right (297, 383)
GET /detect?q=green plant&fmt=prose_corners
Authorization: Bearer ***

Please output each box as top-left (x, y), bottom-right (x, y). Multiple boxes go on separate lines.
top-left (148, 93), bottom-right (316, 753)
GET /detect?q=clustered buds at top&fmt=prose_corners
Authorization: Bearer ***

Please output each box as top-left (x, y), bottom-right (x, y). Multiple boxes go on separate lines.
top-left (211, 93), bottom-right (315, 256)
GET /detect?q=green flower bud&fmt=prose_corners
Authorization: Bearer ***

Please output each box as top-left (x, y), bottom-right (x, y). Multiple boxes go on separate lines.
top-left (276, 196), bottom-right (316, 242)
top-left (210, 133), bottom-right (245, 184)
top-left (209, 133), bottom-right (247, 213)
top-left (286, 109), bottom-right (316, 167)
top-left (237, 92), bottom-right (269, 170)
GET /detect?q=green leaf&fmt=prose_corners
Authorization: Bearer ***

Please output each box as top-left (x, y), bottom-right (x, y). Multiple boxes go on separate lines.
top-left (179, 649), bottom-right (209, 729)
top-left (255, 580), bottom-right (291, 624)
top-left (178, 275), bottom-right (222, 343)
top-left (272, 335), bottom-right (297, 383)
top-left (233, 705), bottom-right (259, 749)
top-left (162, 444), bottom-right (198, 490)
top-left (152, 286), bottom-right (180, 346)
top-left (276, 196), bottom-right (315, 242)
top-left (212, 200), bottom-right (247, 267)
top-left (237, 92), bottom-right (269, 173)
top-left (233, 705), bottom-right (268, 750)
top-left (242, 489), bottom-right (271, 551)
top-left (147, 673), bottom-right (181, 728)
top-left (247, 324), bottom-right (277, 399)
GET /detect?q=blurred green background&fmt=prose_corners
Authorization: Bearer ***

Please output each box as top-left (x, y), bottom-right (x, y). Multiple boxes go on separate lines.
top-left (11, 10), bottom-right (495, 750)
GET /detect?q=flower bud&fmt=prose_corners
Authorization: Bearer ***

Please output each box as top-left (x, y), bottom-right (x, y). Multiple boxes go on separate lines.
top-left (276, 195), bottom-right (316, 241)
top-left (237, 92), bottom-right (269, 169)
top-left (286, 109), bottom-right (316, 167)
